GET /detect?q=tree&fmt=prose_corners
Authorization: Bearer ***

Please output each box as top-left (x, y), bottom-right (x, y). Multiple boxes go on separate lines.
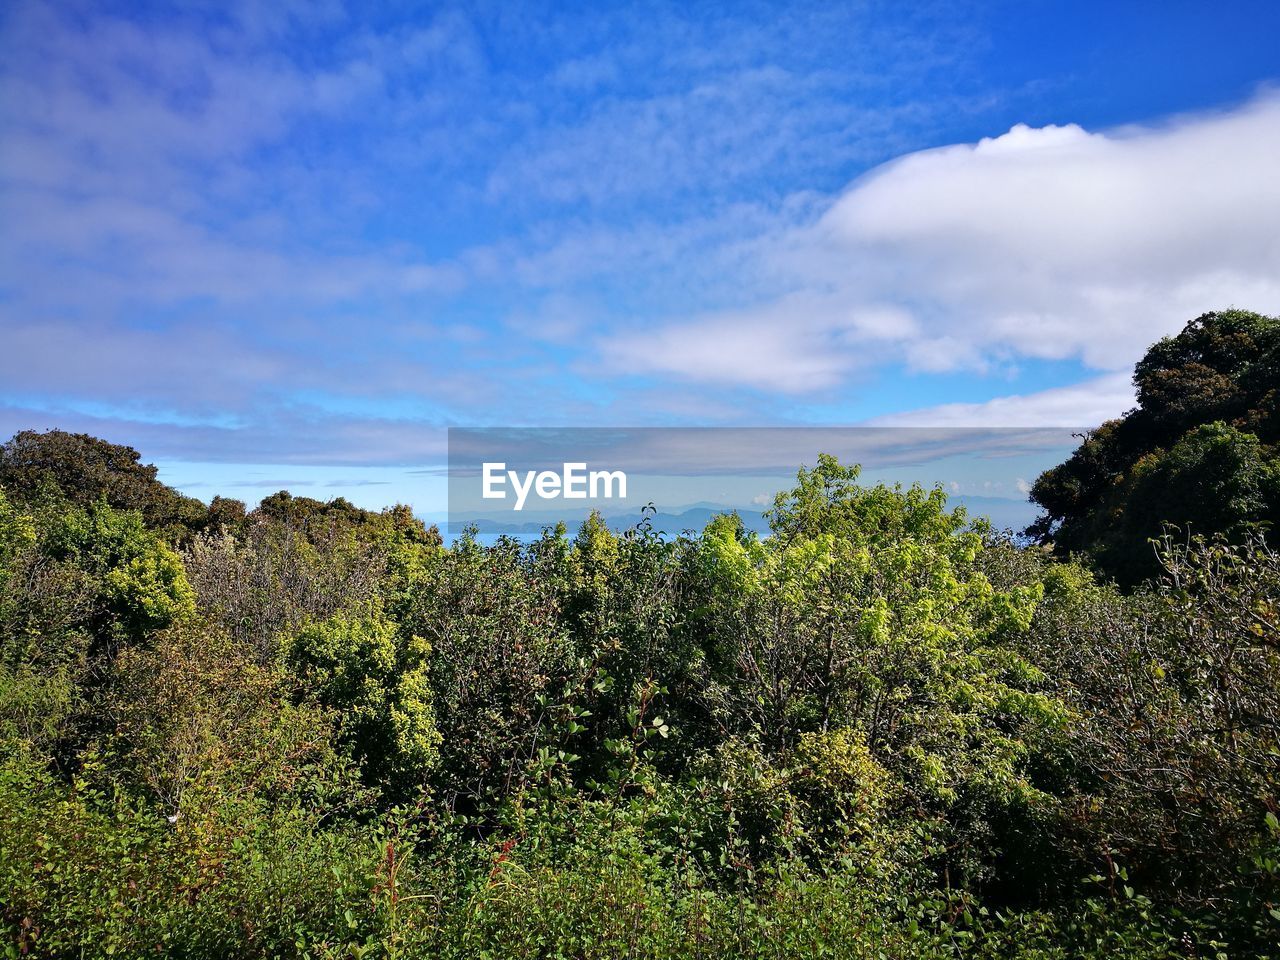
top-left (1029, 310), bottom-right (1280, 583)
top-left (283, 603), bottom-right (440, 795)
top-left (47, 500), bottom-right (196, 645)
top-left (0, 429), bottom-right (208, 535)
top-left (695, 456), bottom-right (1066, 885)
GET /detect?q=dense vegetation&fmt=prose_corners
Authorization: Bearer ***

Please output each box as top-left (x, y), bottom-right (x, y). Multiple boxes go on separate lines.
top-left (1029, 309), bottom-right (1280, 584)
top-left (2, 315), bottom-right (1279, 958)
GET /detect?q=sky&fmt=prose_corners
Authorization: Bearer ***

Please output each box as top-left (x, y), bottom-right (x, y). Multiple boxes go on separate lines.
top-left (2, 0), bottom-right (1279, 513)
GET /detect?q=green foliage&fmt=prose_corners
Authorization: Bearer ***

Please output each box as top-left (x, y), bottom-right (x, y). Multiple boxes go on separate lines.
top-left (0, 491), bottom-right (36, 652)
top-left (48, 500), bottom-right (196, 643)
top-left (103, 624), bottom-right (358, 816)
top-left (695, 457), bottom-right (1063, 884)
top-left (3, 427), bottom-right (1280, 958)
top-left (1127, 421), bottom-right (1280, 539)
top-left (0, 429), bottom-right (211, 536)
top-left (0, 761), bottom-right (384, 960)
top-left (1030, 309), bottom-right (1280, 584)
top-left (398, 531), bottom-right (581, 809)
top-left (0, 666), bottom-right (77, 762)
top-left (183, 496), bottom-right (438, 663)
top-left (284, 605), bottom-right (441, 795)
top-left (0, 489), bottom-right (35, 564)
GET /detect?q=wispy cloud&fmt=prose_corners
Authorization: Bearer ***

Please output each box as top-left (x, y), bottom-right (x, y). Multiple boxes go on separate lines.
top-left (1, 1), bottom-right (1276, 477)
top-left (868, 373), bottom-right (1136, 428)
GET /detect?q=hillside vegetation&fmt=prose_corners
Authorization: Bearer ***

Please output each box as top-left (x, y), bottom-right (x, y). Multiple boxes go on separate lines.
top-left (1, 313), bottom-right (1279, 958)
top-left (1029, 310), bottom-right (1280, 583)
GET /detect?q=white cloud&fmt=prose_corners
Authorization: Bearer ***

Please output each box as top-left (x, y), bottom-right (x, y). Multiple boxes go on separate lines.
top-left (869, 372), bottom-right (1136, 428)
top-left (600, 92), bottom-right (1280, 391)
top-left (600, 292), bottom-right (921, 391)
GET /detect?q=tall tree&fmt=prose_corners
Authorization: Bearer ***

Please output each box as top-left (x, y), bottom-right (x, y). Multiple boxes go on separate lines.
top-left (1028, 309), bottom-right (1280, 584)
top-left (0, 429), bottom-right (211, 534)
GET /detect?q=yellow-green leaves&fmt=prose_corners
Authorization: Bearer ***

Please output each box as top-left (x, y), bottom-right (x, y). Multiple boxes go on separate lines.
top-left (285, 604), bottom-right (441, 794)
top-left (104, 547), bottom-right (195, 633)
top-left (697, 455), bottom-right (1067, 868)
top-left (45, 499), bottom-right (197, 641)
top-left (0, 488), bottom-right (36, 559)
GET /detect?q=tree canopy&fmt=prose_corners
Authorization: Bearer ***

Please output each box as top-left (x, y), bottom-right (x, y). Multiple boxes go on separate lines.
top-left (1029, 309), bottom-right (1280, 583)
top-left (0, 430), bottom-right (210, 535)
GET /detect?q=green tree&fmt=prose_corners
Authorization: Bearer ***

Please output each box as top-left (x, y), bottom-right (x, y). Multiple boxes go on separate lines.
top-left (1030, 309), bottom-right (1280, 583)
top-left (0, 430), bottom-right (209, 535)
top-left (695, 456), bottom-right (1066, 885)
top-left (284, 604), bottom-right (441, 795)
top-left (48, 500), bottom-right (196, 645)
top-left (103, 624), bottom-right (357, 818)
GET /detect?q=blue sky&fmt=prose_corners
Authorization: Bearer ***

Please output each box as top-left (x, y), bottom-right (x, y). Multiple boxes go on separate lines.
top-left (2, 1), bottom-right (1279, 512)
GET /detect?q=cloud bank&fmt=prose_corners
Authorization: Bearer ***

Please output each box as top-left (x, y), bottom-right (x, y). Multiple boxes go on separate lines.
top-left (604, 93), bottom-right (1280, 393)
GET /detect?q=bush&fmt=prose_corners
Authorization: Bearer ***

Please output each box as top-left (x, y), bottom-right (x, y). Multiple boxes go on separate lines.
top-left (4, 434), bottom-right (1280, 957)
top-left (285, 605), bottom-right (441, 797)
